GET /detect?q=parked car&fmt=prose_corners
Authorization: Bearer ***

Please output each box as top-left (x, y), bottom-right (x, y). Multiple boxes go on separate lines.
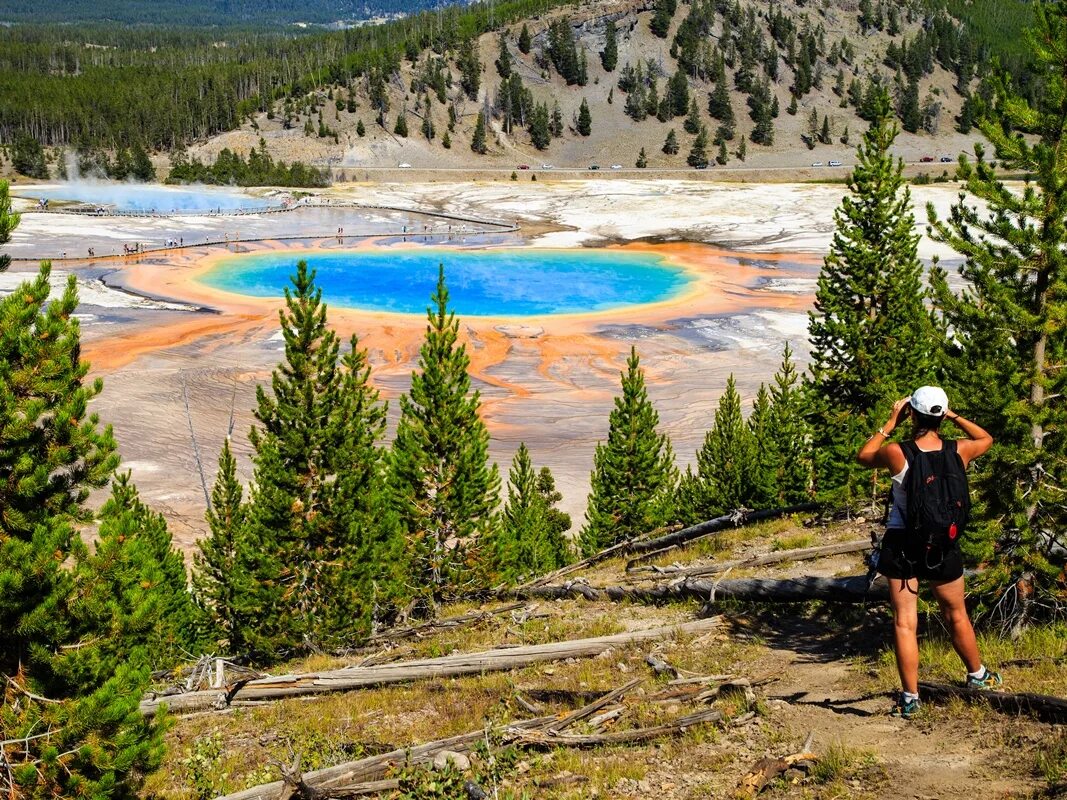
top-left (811, 162), bottom-right (824, 167)
top-left (398, 162), bottom-right (412, 168)
top-left (541, 163), bottom-right (554, 170)
top-left (920, 155), bottom-right (935, 163)
top-left (517, 164), bottom-right (530, 170)
top-left (588, 164), bottom-right (600, 170)
top-left (940, 155), bottom-right (953, 163)
top-left (828, 160), bottom-right (843, 167)
top-left (694, 163), bottom-right (709, 169)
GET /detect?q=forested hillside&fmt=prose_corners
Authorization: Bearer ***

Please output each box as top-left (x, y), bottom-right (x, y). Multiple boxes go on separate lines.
top-left (0, 0), bottom-right (1036, 175)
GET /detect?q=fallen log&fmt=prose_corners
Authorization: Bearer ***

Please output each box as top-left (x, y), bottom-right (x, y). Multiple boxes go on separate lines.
top-left (918, 681), bottom-right (1067, 724)
top-left (738, 731), bottom-right (817, 797)
top-left (517, 504), bottom-right (817, 588)
top-left (627, 539), bottom-right (870, 580)
top-left (625, 504), bottom-right (819, 567)
top-left (501, 575), bottom-right (888, 605)
top-left (142, 617), bottom-right (722, 716)
top-left (215, 715), bottom-right (556, 800)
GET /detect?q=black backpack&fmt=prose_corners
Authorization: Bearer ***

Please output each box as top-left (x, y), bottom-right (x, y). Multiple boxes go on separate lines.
top-left (901, 439), bottom-right (970, 559)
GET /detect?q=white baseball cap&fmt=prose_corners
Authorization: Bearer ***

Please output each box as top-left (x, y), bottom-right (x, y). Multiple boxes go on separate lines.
top-left (911, 386), bottom-right (949, 417)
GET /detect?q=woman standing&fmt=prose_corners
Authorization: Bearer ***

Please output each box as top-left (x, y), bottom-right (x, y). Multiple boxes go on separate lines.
top-left (857, 386), bottom-right (999, 719)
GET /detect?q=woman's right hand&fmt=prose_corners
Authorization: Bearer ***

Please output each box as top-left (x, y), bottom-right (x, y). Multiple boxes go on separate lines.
top-left (887, 397), bottom-right (911, 432)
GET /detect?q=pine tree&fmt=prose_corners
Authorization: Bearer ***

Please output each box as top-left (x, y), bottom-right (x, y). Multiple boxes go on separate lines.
top-left (747, 385), bottom-right (779, 509)
top-left (650, 0), bottom-right (672, 38)
top-left (194, 437), bottom-right (249, 651)
top-left (550, 102), bottom-right (564, 137)
top-left (577, 98), bottom-right (592, 136)
top-left (580, 348), bottom-right (677, 555)
top-left (529, 103), bottom-right (551, 149)
top-left (421, 101), bottom-right (436, 141)
top-left (820, 114), bottom-right (831, 144)
top-left (687, 126), bottom-right (709, 167)
top-left (536, 466), bottom-right (572, 561)
top-left (458, 39), bottom-right (481, 100)
top-left (768, 344), bottom-right (812, 504)
top-left (807, 106), bottom-right (819, 148)
top-left (926, 2), bottom-right (1067, 626)
top-left (0, 264), bottom-right (170, 800)
top-left (0, 180), bottom-right (19, 272)
top-left (805, 88), bottom-right (935, 508)
top-left (736, 138), bottom-right (747, 161)
top-left (518, 23), bottom-right (532, 55)
top-left (716, 140), bottom-right (728, 165)
top-left (390, 266), bottom-right (500, 598)
top-left (471, 111), bottom-right (488, 153)
top-left (394, 112), bottom-right (409, 137)
top-left (495, 31), bottom-right (512, 79)
top-left (356, 118), bottom-right (366, 137)
top-left (695, 375), bottom-right (756, 517)
top-left (663, 128), bottom-right (679, 154)
top-left (490, 444), bottom-right (572, 584)
top-left (636, 147), bottom-right (648, 168)
top-left (601, 19), bottom-right (618, 72)
top-left (684, 97), bottom-right (701, 135)
top-left (900, 77), bottom-right (921, 133)
top-left (241, 262), bottom-right (392, 656)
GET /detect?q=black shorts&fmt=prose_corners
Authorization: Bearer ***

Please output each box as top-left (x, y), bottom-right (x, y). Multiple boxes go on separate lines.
top-left (877, 529), bottom-right (964, 582)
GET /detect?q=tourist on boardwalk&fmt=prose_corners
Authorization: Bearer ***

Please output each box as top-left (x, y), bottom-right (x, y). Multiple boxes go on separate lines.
top-left (856, 387), bottom-right (1000, 719)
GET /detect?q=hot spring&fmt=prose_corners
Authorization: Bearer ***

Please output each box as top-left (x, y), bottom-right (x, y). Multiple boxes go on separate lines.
top-left (19, 182), bottom-right (275, 213)
top-left (198, 248), bottom-right (695, 317)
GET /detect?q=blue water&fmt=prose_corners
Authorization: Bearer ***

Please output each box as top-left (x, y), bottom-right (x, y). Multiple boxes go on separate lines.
top-left (200, 248), bottom-right (693, 316)
top-left (21, 183), bottom-right (271, 212)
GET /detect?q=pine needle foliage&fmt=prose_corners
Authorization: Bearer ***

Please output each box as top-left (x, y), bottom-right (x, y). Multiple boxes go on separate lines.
top-left (580, 347), bottom-right (677, 555)
top-left (695, 375), bottom-right (756, 517)
top-left (927, 0), bottom-right (1067, 627)
top-left (0, 180), bottom-right (19, 273)
top-left (805, 88), bottom-right (935, 509)
top-left (0, 263), bottom-right (168, 800)
top-left (240, 261), bottom-right (392, 658)
top-left (489, 443), bottom-right (573, 584)
top-left (768, 344), bottom-right (813, 504)
top-left (389, 265), bottom-right (500, 600)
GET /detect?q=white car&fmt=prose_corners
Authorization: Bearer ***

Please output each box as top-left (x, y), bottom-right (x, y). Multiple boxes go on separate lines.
top-left (811, 161), bottom-right (825, 167)
top-left (828, 160), bottom-right (842, 167)
top-left (398, 162), bottom-right (412, 168)
top-left (610, 164), bottom-right (623, 170)
top-left (541, 163), bottom-right (554, 170)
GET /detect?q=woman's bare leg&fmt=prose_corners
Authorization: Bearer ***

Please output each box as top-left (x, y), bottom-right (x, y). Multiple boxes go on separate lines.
top-left (888, 577), bottom-right (921, 694)
top-left (930, 577), bottom-right (982, 674)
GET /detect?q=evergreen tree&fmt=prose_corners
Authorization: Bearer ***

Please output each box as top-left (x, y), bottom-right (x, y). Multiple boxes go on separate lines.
top-left (636, 147), bottom-right (648, 168)
top-left (490, 444), bottom-right (572, 584)
top-left (536, 466), bottom-right (572, 556)
top-left (663, 128), bottom-right (679, 154)
top-left (471, 111), bottom-right (488, 154)
top-left (926, 2), bottom-right (1067, 625)
top-left (786, 92), bottom-right (798, 116)
top-left (194, 437), bottom-right (249, 651)
top-left (900, 77), bottom-right (921, 133)
top-left (421, 99), bottom-right (436, 141)
top-left (442, 130), bottom-right (452, 149)
top-left (684, 98), bottom-right (701, 135)
top-left (820, 114), bottom-right (832, 144)
top-left (768, 344), bottom-right (812, 504)
top-left (394, 112), bottom-right (409, 137)
top-left (356, 118), bottom-right (366, 137)
top-left (550, 102), bottom-right (564, 137)
top-left (11, 133), bottom-right (47, 178)
top-left (747, 385), bottom-right (779, 509)
top-left (529, 102), bottom-right (551, 150)
top-left (736, 138), bottom-right (747, 161)
top-left (577, 98), bottom-right (592, 136)
top-left (0, 264), bottom-right (169, 800)
top-left (130, 142), bottom-right (156, 182)
top-left (390, 266), bottom-right (500, 598)
top-left (518, 23), bottom-right (532, 55)
top-left (241, 262), bottom-right (392, 656)
top-left (601, 19), bottom-right (618, 72)
top-left (650, 0), bottom-right (673, 38)
top-left (580, 348), bottom-right (677, 555)
top-left (495, 31), bottom-right (512, 79)
top-left (805, 89), bottom-right (934, 507)
top-left (687, 126), bottom-right (709, 167)
top-left (458, 39), bottom-right (481, 100)
top-left (0, 180), bottom-right (19, 272)
top-left (695, 375), bottom-right (756, 517)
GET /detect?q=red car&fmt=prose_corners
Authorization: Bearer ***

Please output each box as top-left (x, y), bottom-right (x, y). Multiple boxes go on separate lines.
top-left (920, 156), bottom-right (935, 163)
top-left (517, 164), bottom-right (530, 170)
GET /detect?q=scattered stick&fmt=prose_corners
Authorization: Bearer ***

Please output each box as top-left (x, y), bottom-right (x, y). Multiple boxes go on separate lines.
top-left (142, 617), bottom-right (722, 716)
top-left (627, 540), bottom-right (870, 579)
top-left (545, 678), bottom-right (642, 734)
top-left (918, 681), bottom-right (1067, 724)
top-left (500, 575), bottom-right (888, 606)
top-left (506, 707), bottom-right (723, 749)
top-left (363, 603), bottom-right (529, 647)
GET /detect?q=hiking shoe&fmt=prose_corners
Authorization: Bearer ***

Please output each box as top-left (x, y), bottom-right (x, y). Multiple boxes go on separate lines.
top-left (889, 694), bottom-right (922, 719)
top-left (966, 668), bottom-right (1002, 690)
